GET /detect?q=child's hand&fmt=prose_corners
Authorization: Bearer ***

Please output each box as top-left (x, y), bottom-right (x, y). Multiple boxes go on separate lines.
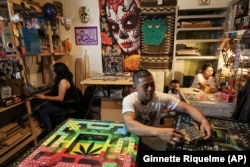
top-left (204, 86), bottom-right (210, 93)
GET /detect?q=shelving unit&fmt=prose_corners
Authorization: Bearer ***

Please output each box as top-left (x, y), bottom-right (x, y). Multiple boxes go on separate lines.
top-left (0, 0), bottom-right (65, 164)
top-left (232, 0), bottom-right (250, 31)
top-left (7, 0), bottom-right (67, 57)
top-left (0, 98), bottom-right (43, 164)
top-left (172, 5), bottom-right (228, 85)
top-left (216, 0), bottom-right (250, 91)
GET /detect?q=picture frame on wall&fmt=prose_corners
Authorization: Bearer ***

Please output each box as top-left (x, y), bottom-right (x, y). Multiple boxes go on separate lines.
top-left (74, 26), bottom-right (98, 45)
top-left (198, 0), bottom-right (210, 6)
top-left (103, 55), bottom-right (123, 75)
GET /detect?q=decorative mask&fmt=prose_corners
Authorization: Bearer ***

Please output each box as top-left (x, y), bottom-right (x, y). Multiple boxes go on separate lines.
top-left (79, 6), bottom-right (90, 23)
top-left (106, 0), bottom-right (141, 53)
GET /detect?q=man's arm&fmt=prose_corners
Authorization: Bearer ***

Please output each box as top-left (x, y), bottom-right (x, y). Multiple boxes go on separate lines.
top-left (123, 111), bottom-right (159, 136)
top-left (174, 101), bottom-right (212, 139)
top-left (123, 111), bottom-right (184, 145)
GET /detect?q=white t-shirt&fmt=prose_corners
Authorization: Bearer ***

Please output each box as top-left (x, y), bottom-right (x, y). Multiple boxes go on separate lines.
top-left (122, 91), bottom-right (180, 126)
top-left (168, 90), bottom-right (180, 99)
top-left (191, 73), bottom-right (216, 89)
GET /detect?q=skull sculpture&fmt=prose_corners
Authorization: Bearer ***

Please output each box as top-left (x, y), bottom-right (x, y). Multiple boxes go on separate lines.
top-left (79, 6), bottom-right (90, 23)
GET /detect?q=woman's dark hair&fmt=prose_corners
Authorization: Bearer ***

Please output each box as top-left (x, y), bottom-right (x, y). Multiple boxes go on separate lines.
top-left (201, 63), bottom-right (214, 72)
top-left (133, 69), bottom-right (152, 85)
top-left (201, 63), bottom-right (216, 77)
top-left (51, 62), bottom-right (74, 94)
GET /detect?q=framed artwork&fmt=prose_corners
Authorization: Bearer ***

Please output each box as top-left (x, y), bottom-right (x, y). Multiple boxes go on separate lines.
top-left (198, 0), bottom-right (210, 6)
top-left (99, 0), bottom-right (141, 72)
top-left (103, 55), bottom-right (123, 74)
top-left (74, 26), bottom-right (98, 45)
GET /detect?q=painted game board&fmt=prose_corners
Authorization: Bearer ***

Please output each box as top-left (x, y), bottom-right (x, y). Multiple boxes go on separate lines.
top-left (17, 119), bottom-right (139, 167)
top-left (183, 93), bottom-right (210, 101)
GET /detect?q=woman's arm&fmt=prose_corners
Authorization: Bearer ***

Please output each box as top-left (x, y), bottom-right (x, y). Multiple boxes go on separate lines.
top-left (35, 79), bottom-right (70, 101)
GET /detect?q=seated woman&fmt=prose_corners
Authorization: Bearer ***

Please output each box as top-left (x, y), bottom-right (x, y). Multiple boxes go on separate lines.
top-left (191, 63), bottom-right (218, 93)
top-left (35, 62), bottom-right (76, 134)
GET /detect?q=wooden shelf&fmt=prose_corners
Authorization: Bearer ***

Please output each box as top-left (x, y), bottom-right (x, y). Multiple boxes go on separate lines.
top-left (172, 5), bottom-right (228, 84)
top-left (0, 0), bottom-right (57, 164)
top-left (177, 27), bottom-right (224, 32)
top-left (176, 39), bottom-right (222, 43)
top-left (0, 119), bottom-right (43, 164)
top-left (0, 102), bottom-right (23, 113)
top-left (175, 56), bottom-right (218, 60)
top-left (39, 53), bottom-right (67, 56)
top-left (0, 129), bottom-right (42, 164)
top-left (178, 13), bottom-right (226, 20)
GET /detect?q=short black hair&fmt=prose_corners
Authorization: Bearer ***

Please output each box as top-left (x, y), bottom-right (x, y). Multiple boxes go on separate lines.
top-left (133, 69), bottom-right (152, 85)
top-left (170, 79), bottom-right (180, 84)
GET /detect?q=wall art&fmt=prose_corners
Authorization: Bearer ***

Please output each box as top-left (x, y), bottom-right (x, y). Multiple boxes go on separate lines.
top-left (75, 26), bottom-right (98, 45)
top-left (198, 0), bottom-right (210, 6)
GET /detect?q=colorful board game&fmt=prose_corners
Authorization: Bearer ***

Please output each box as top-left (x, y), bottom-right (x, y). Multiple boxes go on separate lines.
top-left (17, 119), bottom-right (139, 167)
top-left (183, 93), bottom-right (211, 101)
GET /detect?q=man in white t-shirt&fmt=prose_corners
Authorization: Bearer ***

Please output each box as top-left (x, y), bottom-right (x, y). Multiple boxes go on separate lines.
top-left (122, 69), bottom-right (212, 146)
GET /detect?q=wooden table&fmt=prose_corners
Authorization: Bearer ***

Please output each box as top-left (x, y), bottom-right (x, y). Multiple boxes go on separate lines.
top-left (17, 119), bottom-right (139, 167)
top-left (80, 75), bottom-right (133, 91)
top-left (80, 75), bottom-right (133, 121)
top-left (179, 88), bottom-right (235, 118)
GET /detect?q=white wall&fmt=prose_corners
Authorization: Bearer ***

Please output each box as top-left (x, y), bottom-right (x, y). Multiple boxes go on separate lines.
top-left (58, 0), bottom-right (233, 79)
top-left (58, 0), bottom-right (102, 77)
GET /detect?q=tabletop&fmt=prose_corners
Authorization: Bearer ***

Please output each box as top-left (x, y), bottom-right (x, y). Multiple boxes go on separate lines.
top-left (80, 74), bottom-right (133, 86)
top-left (179, 88), bottom-right (235, 118)
top-left (17, 119), bottom-right (139, 167)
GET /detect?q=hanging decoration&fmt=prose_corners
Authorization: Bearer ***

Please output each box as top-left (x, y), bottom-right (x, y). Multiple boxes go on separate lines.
top-left (99, 0), bottom-right (141, 73)
top-left (221, 37), bottom-right (237, 68)
top-left (198, 0), bottom-right (210, 6)
top-left (74, 27), bottom-right (98, 45)
top-left (141, 17), bottom-right (167, 45)
top-left (140, 5), bottom-right (177, 69)
top-left (79, 6), bottom-right (90, 23)
top-left (42, 3), bottom-right (57, 21)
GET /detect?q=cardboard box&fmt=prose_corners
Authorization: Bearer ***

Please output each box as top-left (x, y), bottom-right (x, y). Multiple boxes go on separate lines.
top-left (101, 98), bottom-right (123, 122)
top-left (220, 92), bottom-right (236, 103)
top-left (110, 88), bottom-right (123, 98)
top-left (0, 86), bottom-right (11, 99)
top-left (0, 79), bottom-right (23, 96)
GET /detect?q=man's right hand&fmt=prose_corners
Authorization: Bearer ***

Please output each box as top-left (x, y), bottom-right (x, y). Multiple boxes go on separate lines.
top-left (157, 128), bottom-right (184, 145)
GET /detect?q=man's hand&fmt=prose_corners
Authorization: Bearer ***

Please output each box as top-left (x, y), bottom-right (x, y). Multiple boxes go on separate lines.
top-left (156, 128), bottom-right (184, 145)
top-left (199, 118), bottom-right (212, 140)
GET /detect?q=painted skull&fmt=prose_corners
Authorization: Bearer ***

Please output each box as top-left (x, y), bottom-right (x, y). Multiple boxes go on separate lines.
top-left (106, 0), bottom-right (140, 53)
top-left (79, 6), bottom-right (90, 23)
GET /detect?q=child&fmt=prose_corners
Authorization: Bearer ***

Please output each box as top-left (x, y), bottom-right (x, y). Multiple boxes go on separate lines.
top-left (168, 79), bottom-right (180, 99)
